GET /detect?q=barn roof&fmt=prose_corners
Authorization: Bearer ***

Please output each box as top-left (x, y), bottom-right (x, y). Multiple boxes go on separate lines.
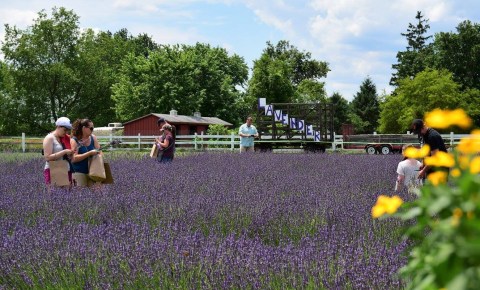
top-left (123, 113), bottom-right (233, 126)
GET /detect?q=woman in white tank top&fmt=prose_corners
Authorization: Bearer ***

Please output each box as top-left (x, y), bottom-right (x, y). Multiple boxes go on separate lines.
top-left (42, 117), bottom-right (73, 188)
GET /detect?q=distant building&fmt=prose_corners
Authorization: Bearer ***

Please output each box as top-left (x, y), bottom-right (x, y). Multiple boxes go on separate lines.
top-left (123, 110), bottom-right (232, 136)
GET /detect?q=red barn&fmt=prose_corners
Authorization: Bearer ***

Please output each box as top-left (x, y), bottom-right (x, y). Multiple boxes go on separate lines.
top-left (123, 110), bottom-right (233, 136)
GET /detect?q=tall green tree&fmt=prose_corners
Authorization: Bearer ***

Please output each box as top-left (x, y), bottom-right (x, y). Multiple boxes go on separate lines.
top-left (112, 43), bottom-right (248, 124)
top-left (390, 11), bottom-right (434, 87)
top-left (294, 79), bottom-right (327, 103)
top-left (1, 7), bottom-right (82, 134)
top-left (350, 77), bottom-right (379, 134)
top-left (433, 20), bottom-right (480, 91)
top-left (247, 40), bottom-right (329, 106)
top-left (379, 69), bottom-right (466, 133)
top-left (328, 92), bottom-right (350, 134)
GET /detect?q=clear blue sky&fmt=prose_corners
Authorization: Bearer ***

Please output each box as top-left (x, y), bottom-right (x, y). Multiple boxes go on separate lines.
top-left (0, 0), bottom-right (478, 101)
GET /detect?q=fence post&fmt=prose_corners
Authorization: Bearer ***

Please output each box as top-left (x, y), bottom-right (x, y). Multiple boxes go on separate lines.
top-left (138, 133), bottom-right (141, 151)
top-left (450, 131), bottom-right (454, 147)
top-left (22, 133), bottom-right (26, 153)
top-left (332, 132), bottom-right (337, 151)
top-left (109, 132), bottom-right (113, 150)
top-left (193, 132), bottom-right (197, 150)
top-left (231, 132), bottom-right (235, 150)
top-left (201, 131), bottom-right (204, 150)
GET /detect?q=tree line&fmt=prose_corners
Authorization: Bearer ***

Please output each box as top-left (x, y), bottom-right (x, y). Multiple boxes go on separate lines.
top-left (0, 8), bottom-right (479, 136)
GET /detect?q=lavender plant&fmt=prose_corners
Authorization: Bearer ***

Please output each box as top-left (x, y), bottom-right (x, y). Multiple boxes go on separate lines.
top-left (1, 152), bottom-right (407, 289)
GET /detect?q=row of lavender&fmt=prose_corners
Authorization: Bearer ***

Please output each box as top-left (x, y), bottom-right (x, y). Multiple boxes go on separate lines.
top-left (1, 153), bottom-right (410, 289)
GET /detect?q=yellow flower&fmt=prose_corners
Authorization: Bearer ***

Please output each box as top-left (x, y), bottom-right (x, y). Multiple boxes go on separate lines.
top-left (371, 195), bottom-right (403, 218)
top-left (456, 130), bottom-right (480, 154)
top-left (424, 108), bottom-right (472, 129)
top-left (450, 168), bottom-right (461, 177)
top-left (452, 208), bottom-right (463, 227)
top-left (467, 211), bottom-right (475, 220)
top-left (427, 171), bottom-right (448, 186)
top-left (404, 145), bottom-right (430, 159)
top-left (453, 207), bottom-right (463, 219)
top-left (424, 151), bottom-right (455, 168)
top-left (458, 156), bottom-right (471, 170)
top-left (470, 156), bottom-right (480, 174)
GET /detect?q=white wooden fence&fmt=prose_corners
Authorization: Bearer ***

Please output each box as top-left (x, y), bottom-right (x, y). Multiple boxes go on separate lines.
top-left (5, 132), bottom-right (473, 153)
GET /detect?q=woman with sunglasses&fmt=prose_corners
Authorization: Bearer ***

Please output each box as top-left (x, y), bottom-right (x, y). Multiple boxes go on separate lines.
top-left (70, 118), bottom-right (101, 187)
top-left (42, 117), bottom-right (74, 188)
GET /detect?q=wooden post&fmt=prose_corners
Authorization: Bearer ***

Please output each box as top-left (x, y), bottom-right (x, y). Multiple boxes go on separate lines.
top-left (194, 133), bottom-right (198, 150)
top-left (231, 132), bottom-right (235, 151)
top-left (138, 133), bottom-right (141, 151)
top-left (22, 133), bottom-right (26, 153)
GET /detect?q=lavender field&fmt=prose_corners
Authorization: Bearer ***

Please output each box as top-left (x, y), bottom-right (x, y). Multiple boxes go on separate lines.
top-left (0, 153), bottom-right (412, 289)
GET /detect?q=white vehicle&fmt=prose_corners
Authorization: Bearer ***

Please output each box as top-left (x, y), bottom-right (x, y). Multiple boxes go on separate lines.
top-left (94, 123), bottom-right (124, 136)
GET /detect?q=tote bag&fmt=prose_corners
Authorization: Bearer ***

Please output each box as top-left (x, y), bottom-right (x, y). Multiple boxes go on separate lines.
top-left (88, 154), bottom-right (106, 182)
top-left (49, 160), bottom-right (70, 186)
top-left (102, 161), bottom-right (114, 184)
top-left (150, 144), bottom-right (159, 158)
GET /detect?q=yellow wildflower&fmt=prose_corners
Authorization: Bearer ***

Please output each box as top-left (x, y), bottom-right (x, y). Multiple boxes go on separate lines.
top-left (456, 129), bottom-right (480, 154)
top-left (453, 208), bottom-right (463, 219)
top-left (424, 108), bottom-right (472, 129)
top-left (427, 171), bottom-right (447, 186)
top-left (470, 156), bottom-right (480, 174)
top-left (452, 208), bottom-right (463, 227)
top-left (371, 195), bottom-right (403, 218)
top-left (450, 168), bottom-right (461, 178)
top-left (424, 151), bottom-right (455, 168)
top-left (467, 211), bottom-right (475, 220)
top-left (404, 145), bottom-right (430, 159)
top-left (458, 156), bottom-right (471, 170)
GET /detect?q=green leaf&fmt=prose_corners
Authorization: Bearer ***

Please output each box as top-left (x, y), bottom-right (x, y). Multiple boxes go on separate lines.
top-left (427, 195), bottom-right (451, 215)
top-left (400, 206), bottom-right (422, 220)
top-left (446, 272), bottom-right (468, 290)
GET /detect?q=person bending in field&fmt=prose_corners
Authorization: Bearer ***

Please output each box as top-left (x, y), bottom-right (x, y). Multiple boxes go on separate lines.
top-left (395, 144), bottom-right (423, 193)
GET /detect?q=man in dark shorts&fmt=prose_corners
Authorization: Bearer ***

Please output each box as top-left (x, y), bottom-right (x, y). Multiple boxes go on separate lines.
top-left (411, 119), bottom-right (448, 179)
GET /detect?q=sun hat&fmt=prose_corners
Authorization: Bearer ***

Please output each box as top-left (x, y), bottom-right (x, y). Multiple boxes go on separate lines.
top-left (55, 117), bottom-right (72, 129)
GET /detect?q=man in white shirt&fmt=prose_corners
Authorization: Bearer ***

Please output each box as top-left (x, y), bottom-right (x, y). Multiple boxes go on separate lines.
top-left (238, 116), bottom-right (258, 153)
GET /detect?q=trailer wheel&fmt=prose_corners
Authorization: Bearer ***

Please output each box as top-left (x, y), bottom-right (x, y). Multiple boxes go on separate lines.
top-left (380, 145), bottom-right (391, 155)
top-left (366, 146), bottom-right (376, 155)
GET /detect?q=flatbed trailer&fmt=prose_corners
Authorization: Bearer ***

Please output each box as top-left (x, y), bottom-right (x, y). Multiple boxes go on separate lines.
top-left (255, 98), bottom-right (335, 152)
top-left (343, 134), bottom-right (420, 154)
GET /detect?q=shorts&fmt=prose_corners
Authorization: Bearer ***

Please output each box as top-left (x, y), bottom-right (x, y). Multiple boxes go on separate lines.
top-left (240, 146), bottom-right (255, 153)
top-left (43, 168), bottom-right (72, 185)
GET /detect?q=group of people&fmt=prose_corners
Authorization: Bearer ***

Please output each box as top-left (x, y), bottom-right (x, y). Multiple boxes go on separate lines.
top-left (395, 118), bottom-right (448, 192)
top-left (238, 115), bottom-right (448, 193)
top-left (43, 116), bottom-right (177, 189)
top-left (43, 117), bottom-right (101, 188)
top-left (44, 114), bottom-right (445, 192)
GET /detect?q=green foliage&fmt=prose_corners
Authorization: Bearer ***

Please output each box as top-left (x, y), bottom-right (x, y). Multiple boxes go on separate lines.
top-left (433, 20), bottom-right (480, 91)
top-left (247, 40), bottom-right (329, 108)
top-left (379, 69), bottom-right (465, 133)
top-left (396, 150), bottom-right (480, 289)
top-left (206, 124), bottom-right (229, 135)
top-left (390, 11), bottom-right (434, 87)
top-left (112, 43), bottom-right (248, 124)
top-left (328, 92), bottom-right (351, 134)
top-left (350, 77), bottom-right (379, 134)
top-left (0, 8), bottom-right (148, 135)
top-left (294, 79), bottom-right (327, 103)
